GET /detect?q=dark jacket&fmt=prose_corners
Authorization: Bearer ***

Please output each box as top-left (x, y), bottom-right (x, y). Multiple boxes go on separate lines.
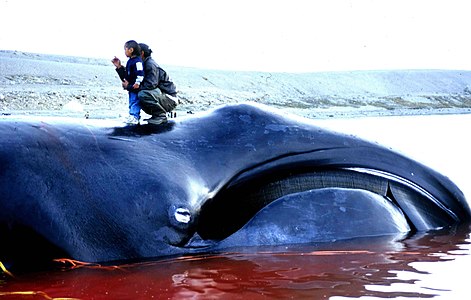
top-left (116, 57), bottom-right (177, 96)
top-left (121, 56), bottom-right (144, 92)
top-left (142, 57), bottom-right (177, 96)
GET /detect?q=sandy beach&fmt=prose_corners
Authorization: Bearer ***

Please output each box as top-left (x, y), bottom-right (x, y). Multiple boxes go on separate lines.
top-left (1, 50), bottom-right (471, 119)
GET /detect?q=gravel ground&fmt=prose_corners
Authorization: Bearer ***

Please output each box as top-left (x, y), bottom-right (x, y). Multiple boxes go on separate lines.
top-left (1, 50), bottom-right (471, 120)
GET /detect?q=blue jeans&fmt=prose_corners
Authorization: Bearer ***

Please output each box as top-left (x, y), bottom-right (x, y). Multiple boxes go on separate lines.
top-left (128, 92), bottom-right (141, 119)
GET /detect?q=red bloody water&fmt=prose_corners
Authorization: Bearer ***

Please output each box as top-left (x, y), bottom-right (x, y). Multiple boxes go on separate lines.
top-left (1, 225), bottom-right (469, 299)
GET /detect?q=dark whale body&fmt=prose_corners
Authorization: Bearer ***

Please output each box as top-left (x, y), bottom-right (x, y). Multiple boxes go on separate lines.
top-left (0, 103), bottom-right (469, 270)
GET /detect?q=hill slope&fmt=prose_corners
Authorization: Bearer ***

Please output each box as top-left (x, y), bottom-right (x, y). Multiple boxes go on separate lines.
top-left (1, 50), bottom-right (471, 118)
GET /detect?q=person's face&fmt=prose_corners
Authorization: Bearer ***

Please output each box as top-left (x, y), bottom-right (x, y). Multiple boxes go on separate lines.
top-left (124, 47), bottom-right (133, 58)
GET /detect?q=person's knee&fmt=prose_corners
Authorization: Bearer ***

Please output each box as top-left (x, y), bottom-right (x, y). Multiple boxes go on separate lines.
top-left (138, 90), bottom-right (151, 103)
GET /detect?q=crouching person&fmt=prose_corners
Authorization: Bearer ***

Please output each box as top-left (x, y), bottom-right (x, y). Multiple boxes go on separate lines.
top-left (138, 43), bottom-right (179, 125)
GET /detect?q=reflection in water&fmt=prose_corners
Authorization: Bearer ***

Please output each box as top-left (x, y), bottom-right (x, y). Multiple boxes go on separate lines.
top-left (0, 225), bottom-right (469, 299)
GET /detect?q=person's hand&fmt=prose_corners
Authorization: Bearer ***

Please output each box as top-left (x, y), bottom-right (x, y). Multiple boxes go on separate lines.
top-left (132, 83), bottom-right (140, 89)
top-left (122, 79), bottom-right (129, 89)
top-left (111, 56), bottom-right (122, 68)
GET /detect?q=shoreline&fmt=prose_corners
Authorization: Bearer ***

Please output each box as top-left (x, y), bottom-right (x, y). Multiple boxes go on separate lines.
top-left (1, 50), bottom-right (471, 120)
top-left (3, 103), bottom-right (471, 122)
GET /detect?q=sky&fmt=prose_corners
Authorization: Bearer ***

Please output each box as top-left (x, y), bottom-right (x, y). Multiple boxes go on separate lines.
top-left (1, 0), bottom-right (470, 72)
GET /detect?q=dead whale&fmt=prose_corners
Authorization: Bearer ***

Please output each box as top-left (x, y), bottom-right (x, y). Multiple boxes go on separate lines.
top-left (0, 103), bottom-right (469, 271)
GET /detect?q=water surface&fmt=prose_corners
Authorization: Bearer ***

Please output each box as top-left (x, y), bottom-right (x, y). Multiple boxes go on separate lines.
top-left (1, 225), bottom-right (469, 299)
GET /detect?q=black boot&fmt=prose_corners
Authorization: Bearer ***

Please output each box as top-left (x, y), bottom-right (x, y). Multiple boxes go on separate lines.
top-left (146, 113), bottom-right (167, 125)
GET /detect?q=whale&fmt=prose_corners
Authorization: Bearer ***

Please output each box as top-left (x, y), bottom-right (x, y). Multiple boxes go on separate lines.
top-left (1, 103), bottom-right (470, 270)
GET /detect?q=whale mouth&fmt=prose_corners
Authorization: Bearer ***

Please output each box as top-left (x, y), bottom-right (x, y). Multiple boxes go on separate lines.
top-left (195, 167), bottom-right (459, 243)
